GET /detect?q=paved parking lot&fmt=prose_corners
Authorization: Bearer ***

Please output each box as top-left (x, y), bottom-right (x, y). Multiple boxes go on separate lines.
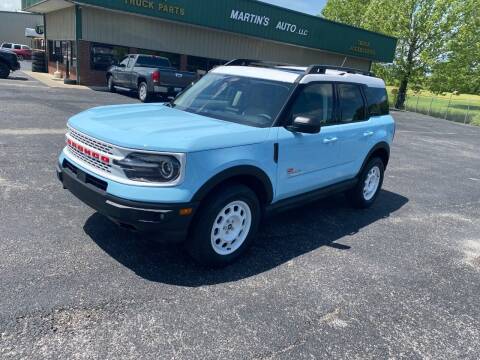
top-left (1, 72), bottom-right (479, 359)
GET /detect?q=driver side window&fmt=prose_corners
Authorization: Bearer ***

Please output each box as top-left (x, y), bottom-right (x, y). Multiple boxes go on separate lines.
top-left (290, 83), bottom-right (334, 125)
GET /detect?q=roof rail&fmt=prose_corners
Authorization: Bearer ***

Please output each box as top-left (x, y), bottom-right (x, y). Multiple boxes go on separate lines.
top-left (224, 59), bottom-right (295, 68)
top-left (306, 65), bottom-right (375, 77)
top-left (223, 60), bottom-right (376, 77)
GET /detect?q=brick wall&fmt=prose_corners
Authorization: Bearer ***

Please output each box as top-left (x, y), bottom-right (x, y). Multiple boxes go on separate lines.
top-left (77, 40), bottom-right (107, 86)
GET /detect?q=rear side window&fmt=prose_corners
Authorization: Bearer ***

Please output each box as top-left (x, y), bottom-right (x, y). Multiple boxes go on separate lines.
top-left (136, 56), bottom-right (170, 68)
top-left (365, 87), bottom-right (389, 116)
top-left (290, 83), bottom-right (334, 125)
top-left (2, 43), bottom-right (12, 48)
top-left (337, 84), bottom-right (366, 123)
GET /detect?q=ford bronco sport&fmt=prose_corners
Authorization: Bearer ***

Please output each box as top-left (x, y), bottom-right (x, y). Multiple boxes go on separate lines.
top-left (57, 59), bottom-right (395, 267)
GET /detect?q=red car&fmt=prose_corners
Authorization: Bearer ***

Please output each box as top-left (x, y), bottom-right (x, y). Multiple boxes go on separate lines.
top-left (0, 43), bottom-right (32, 60)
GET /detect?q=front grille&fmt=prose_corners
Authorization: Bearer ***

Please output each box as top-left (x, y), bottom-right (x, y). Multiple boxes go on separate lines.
top-left (67, 145), bottom-right (111, 173)
top-left (69, 128), bottom-right (114, 155)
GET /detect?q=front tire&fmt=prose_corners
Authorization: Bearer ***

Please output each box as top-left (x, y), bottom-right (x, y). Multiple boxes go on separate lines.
top-left (0, 62), bottom-right (9, 79)
top-left (138, 81), bottom-right (150, 102)
top-left (186, 184), bottom-right (261, 267)
top-left (107, 75), bottom-right (116, 93)
top-left (347, 157), bottom-right (384, 208)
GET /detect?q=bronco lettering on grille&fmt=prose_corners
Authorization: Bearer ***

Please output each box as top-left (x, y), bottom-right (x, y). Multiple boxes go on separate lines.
top-left (67, 138), bottom-right (110, 164)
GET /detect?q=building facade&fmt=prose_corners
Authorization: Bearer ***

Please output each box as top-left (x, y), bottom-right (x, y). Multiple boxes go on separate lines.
top-left (0, 11), bottom-right (43, 47)
top-left (22, 0), bottom-right (397, 86)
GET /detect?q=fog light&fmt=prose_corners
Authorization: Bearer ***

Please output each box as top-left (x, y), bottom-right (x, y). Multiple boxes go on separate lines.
top-left (179, 208), bottom-right (193, 216)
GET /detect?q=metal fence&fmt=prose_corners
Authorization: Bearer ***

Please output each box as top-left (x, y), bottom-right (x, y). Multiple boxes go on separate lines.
top-left (397, 94), bottom-right (480, 125)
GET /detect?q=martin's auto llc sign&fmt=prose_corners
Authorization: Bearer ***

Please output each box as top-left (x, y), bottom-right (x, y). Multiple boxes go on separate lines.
top-left (230, 9), bottom-right (309, 37)
top-left (65, 0), bottom-right (396, 62)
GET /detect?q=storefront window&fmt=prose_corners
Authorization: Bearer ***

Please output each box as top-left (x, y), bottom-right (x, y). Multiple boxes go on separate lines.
top-left (90, 43), bottom-right (129, 71)
top-left (48, 40), bottom-right (63, 63)
top-left (187, 55), bottom-right (226, 74)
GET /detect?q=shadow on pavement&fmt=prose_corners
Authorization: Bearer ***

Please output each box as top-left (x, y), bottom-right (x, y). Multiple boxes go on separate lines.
top-left (4, 76), bottom-right (30, 81)
top-left (84, 190), bottom-right (408, 286)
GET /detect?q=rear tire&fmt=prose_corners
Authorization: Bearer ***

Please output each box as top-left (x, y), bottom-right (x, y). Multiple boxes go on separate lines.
top-left (0, 62), bottom-right (10, 79)
top-left (186, 184), bottom-right (261, 267)
top-left (17, 55), bottom-right (23, 61)
top-left (138, 81), bottom-right (150, 102)
top-left (107, 75), bottom-right (116, 93)
top-left (347, 157), bottom-right (384, 209)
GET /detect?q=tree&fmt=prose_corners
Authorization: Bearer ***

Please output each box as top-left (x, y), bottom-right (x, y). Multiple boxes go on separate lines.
top-left (427, 0), bottom-right (480, 95)
top-left (321, 0), bottom-right (372, 27)
top-left (322, 0), bottom-right (465, 108)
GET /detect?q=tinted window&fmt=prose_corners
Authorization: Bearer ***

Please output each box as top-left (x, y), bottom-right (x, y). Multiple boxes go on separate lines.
top-left (136, 56), bottom-right (171, 68)
top-left (365, 87), bottom-right (389, 116)
top-left (338, 84), bottom-right (366, 123)
top-left (14, 45), bottom-right (21, 49)
top-left (2, 43), bottom-right (12, 48)
top-left (291, 83), bottom-right (334, 125)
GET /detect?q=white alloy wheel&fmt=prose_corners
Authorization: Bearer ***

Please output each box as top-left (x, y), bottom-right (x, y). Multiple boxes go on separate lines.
top-left (363, 166), bottom-right (381, 201)
top-left (210, 200), bottom-right (252, 256)
top-left (139, 83), bottom-right (147, 101)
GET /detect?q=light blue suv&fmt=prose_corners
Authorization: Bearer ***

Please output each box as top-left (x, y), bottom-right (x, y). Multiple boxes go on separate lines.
top-left (57, 60), bottom-right (395, 266)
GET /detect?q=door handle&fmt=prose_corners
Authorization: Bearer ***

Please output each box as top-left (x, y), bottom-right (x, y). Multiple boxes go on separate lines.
top-left (363, 131), bottom-right (374, 137)
top-left (323, 137), bottom-right (338, 144)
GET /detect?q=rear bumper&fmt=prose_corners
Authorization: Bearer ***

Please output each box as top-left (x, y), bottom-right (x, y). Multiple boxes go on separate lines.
top-left (57, 160), bottom-right (197, 243)
top-left (153, 85), bottom-right (183, 95)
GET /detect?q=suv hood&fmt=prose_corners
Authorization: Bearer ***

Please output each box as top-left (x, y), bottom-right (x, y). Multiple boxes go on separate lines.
top-left (67, 103), bottom-right (271, 153)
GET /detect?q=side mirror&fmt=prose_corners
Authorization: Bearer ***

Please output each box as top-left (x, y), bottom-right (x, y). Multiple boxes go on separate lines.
top-left (286, 116), bottom-right (321, 134)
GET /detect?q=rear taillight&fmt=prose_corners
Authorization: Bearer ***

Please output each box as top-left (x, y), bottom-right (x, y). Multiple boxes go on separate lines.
top-left (152, 71), bottom-right (160, 83)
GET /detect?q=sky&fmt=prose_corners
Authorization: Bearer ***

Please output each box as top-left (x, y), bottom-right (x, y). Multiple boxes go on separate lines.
top-left (0, 0), bottom-right (326, 15)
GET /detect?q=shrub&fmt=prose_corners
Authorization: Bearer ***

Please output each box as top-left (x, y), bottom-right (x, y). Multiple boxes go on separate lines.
top-left (471, 114), bottom-right (480, 126)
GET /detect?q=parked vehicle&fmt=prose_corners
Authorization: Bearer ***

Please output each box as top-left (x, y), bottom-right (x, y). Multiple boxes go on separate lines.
top-left (106, 54), bottom-right (197, 102)
top-left (57, 60), bottom-right (394, 267)
top-left (0, 48), bottom-right (20, 78)
top-left (0, 43), bottom-right (32, 60)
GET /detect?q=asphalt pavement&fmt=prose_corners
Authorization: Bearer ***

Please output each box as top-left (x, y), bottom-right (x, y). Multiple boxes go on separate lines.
top-left (0, 71), bottom-right (479, 359)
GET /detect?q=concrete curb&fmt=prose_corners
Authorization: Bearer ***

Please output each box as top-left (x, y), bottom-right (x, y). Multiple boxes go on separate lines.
top-left (22, 71), bottom-right (107, 91)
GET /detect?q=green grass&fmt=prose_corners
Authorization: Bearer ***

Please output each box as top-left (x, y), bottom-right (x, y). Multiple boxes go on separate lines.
top-left (386, 87), bottom-right (480, 125)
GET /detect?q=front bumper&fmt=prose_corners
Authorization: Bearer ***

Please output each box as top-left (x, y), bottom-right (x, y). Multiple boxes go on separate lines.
top-left (57, 160), bottom-right (197, 243)
top-left (12, 58), bottom-right (20, 71)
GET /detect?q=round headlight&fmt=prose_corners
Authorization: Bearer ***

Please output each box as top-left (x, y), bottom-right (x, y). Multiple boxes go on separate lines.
top-left (114, 153), bottom-right (181, 183)
top-left (159, 158), bottom-right (177, 180)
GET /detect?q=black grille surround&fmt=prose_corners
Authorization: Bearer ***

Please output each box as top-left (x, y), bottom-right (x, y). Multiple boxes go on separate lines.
top-left (62, 159), bottom-right (108, 191)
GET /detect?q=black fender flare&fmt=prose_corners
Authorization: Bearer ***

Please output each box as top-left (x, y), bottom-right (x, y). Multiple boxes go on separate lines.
top-left (192, 165), bottom-right (274, 204)
top-left (358, 142), bottom-right (390, 176)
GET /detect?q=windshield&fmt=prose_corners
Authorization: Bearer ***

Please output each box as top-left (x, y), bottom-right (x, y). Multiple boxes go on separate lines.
top-left (136, 56), bottom-right (171, 68)
top-left (172, 73), bottom-right (293, 128)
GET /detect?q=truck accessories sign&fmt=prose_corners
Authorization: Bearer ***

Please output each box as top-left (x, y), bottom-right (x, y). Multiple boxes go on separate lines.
top-left (230, 9), bottom-right (309, 37)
